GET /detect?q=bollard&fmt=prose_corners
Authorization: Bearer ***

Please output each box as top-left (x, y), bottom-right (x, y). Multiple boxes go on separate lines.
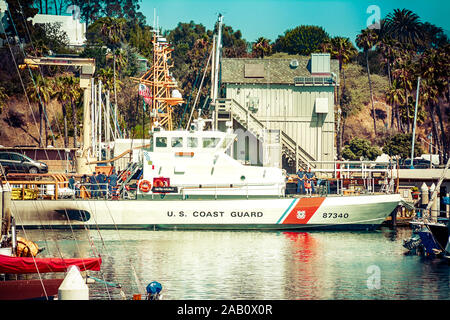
top-left (420, 183), bottom-right (428, 207)
top-left (429, 183), bottom-right (438, 221)
top-left (58, 265), bottom-right (89, 300)
top-left (1, 184), bottom-right (12, 242)
top-left (446, 193), bottom-right (449, 218)
top-left (0, 184), bottom-right (3, 235)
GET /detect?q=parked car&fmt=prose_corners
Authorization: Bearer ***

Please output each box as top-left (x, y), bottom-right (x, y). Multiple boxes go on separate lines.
top-left (0, 152), bottom-right (48, 174)
top-left (399, 158), bottom-right (435, 169)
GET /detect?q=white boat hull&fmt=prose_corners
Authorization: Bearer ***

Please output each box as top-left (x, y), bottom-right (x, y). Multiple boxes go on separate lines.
top-left (11, 194), bottom-right (402, 230)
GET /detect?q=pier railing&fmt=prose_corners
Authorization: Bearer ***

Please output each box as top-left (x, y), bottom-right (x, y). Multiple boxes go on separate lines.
top-left (304, 160), bottom-right (395, 195)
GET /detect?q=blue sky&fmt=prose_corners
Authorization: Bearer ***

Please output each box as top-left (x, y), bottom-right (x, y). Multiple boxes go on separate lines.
top-left (139, 0), bottom-right (450, 43)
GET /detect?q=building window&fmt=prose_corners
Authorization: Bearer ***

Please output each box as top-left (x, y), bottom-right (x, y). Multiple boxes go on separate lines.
top-left (156, 137), bottom-right (167, 148)
top-left (247, 96), bottom-right (259, 112)
top-left (171, 137), bottom-right (183, 148)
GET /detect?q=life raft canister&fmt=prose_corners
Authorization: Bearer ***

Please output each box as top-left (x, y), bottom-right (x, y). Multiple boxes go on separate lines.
top-left (139, 180), bottom-right (152, 193)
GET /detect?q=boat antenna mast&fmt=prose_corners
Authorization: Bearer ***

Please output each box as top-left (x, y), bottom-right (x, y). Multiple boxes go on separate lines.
top-left (211, 13), bottom-right (223, 130)
top-left (131, 15), bottom-right (184, 131)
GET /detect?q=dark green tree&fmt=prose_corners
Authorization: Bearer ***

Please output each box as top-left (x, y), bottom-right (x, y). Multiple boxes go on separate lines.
top-left (356, 28), bottom-right (379, 136)
top-left (382, 133), bottom-right (423, 159)
top-left (384, 9), bottom-right (424, 47)
top-left (274, 25), bottom-right (329, 56)
top-left (4, 0), bottom-right (38, 43)
top-left (342, 137), bottom-right (382, 161)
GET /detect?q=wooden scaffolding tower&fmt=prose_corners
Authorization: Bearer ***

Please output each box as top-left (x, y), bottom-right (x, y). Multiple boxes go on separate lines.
top-left (132, 33), bottom-right (184, 131)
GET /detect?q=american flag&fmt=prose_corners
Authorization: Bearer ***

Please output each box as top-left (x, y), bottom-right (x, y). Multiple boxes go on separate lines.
top-left (139, 84), bottom-right (152, 99)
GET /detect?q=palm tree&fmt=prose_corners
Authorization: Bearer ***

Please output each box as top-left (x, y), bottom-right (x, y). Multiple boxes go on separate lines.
top-left (356, 28), bottom-right (379, 136)
top-left (27, 74), bottom-right (53, 147)
top-left (420, 79), bottom-right (441, 158)
top-left (386, 79), bottom-right (406, 132)
top-left (52, 76), bottom-right (72, 147)
top-left (322, 36), bottom-right (357, 88)
top-left (377, 36), bottom-right (401, 87)
top-left (100, 17), bottom-right (126, 50)
top-left (418, 47), bottom-right (450, 162)
top-left (61, 77), bottom-right (82, 148)
top-left (252, 37), bottom-right (272, 58)
top-left (322, 36), bottom-right (357, 158)
top-left (392, 48), bottom-right (416, 133)
top-left (384, 9), bottom-right (424, 47)
top-left (97, 67), bottom-right (121, 92)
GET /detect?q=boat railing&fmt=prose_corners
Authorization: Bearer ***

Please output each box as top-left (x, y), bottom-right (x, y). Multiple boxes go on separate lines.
top-left (2, 174), bottom-right (70, 200)
top-left (178, 182), bottom-right (285, 199)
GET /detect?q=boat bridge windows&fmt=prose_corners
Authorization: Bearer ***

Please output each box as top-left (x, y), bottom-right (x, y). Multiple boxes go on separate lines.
top-left (155, 137), bottom-right (167, 148)
top-left (202, 137), bottom-right (220, 148)
top-left (152, 132), bottom-right (234, 152)
top-left (171, 137), bottom-right (183, 148)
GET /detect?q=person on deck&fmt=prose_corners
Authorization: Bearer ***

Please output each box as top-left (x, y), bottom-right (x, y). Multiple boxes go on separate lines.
top-left (305, 168), bottom-right (316, 194)
top-left (97, 171), bottom-right (107, 198)
top-left (91, 172), bottom-right (98, 198)
top-left (108, 169), bottom-right (118, 198)
top-left (296, 168), bottom-right (305, 194)
top-left (68, 176), bottom-right (80, 198)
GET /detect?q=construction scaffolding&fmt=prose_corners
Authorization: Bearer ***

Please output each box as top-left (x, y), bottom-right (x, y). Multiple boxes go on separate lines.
top-left (132, 33), bottom-right (184, 131)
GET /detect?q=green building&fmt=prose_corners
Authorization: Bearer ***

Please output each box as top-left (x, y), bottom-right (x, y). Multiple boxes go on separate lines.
top-left (217, 53), bottom-right (339, 173)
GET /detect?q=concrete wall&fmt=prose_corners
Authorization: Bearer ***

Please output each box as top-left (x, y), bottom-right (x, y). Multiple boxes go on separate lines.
top-left (30, 14), bottom-right (86, 46)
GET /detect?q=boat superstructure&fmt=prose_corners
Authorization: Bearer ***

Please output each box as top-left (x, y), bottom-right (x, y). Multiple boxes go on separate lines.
top-left (135, 119), bottom-right (285, 198)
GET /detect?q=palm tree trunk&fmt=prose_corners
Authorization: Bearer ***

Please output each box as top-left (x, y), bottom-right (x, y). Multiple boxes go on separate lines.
top-left (435, 102), bottom-right (448, 162)
top-left (44, 105), bottom-right (48, 147)
top-left (391, 103), bottom-right (396, 130)
top-left (39, 104), bottom-right (43, 147)
top-left (336, 108), bottom-right (342, 159)
top-left (366, 52), bottom-right (377, 136)
top-left (387, 61), bottom-right (392, 87)
top-left (341, 118), bottom-right (346, 157)
top-left (62, 103), bottom-right (68, 148)
top-left (404, 85), bottom-right (410, 133)
top-left (72, 101), bottom-right (77, 148)
top-left (429, 104), bottom-right (442, 163)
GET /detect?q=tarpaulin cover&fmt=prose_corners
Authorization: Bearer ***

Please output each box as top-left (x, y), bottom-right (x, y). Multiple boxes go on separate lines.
top-left (0, 254), bottom-right (102, 274)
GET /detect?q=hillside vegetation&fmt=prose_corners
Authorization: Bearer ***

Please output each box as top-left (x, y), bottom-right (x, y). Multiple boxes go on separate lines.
top-left (0, 3), bottom-right (448, 163)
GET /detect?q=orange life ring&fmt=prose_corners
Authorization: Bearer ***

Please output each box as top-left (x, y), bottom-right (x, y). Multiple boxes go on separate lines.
top-left (139, 180), bottom-right (151, 193)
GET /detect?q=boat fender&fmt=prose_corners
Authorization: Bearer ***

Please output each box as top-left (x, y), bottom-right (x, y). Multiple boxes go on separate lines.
top-left (139, 180), bottom-right (152, 193)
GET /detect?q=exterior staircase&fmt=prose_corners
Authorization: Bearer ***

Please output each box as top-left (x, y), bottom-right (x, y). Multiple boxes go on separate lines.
top-left (214, 98), bottom-right (316, 170)
top-left (118, 162), bottom-right (142, 195)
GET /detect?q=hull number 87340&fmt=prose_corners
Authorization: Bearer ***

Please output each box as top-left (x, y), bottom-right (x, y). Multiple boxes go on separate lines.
top-left (322, 212), bottom-right (349, 219)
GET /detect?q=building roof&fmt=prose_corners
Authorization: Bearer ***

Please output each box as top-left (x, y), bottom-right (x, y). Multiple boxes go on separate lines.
top-left (221, 55), bottom-right (340, 85)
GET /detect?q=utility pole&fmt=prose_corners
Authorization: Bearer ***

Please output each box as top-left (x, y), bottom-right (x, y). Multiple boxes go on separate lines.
top-left (410, 77), bottom-right (421, 169)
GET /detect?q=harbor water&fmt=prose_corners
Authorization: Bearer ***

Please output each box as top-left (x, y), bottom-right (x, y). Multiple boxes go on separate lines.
top-left (20, 227), bottom-right (450, 300)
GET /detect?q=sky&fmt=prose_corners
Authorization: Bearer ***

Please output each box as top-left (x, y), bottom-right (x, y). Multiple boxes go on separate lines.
top-left (139, 0), bottom-right (450, 44)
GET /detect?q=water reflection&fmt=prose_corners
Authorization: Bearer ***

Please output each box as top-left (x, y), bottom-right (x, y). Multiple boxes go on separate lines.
top-left (18, 227), bottom-right (450, 300)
